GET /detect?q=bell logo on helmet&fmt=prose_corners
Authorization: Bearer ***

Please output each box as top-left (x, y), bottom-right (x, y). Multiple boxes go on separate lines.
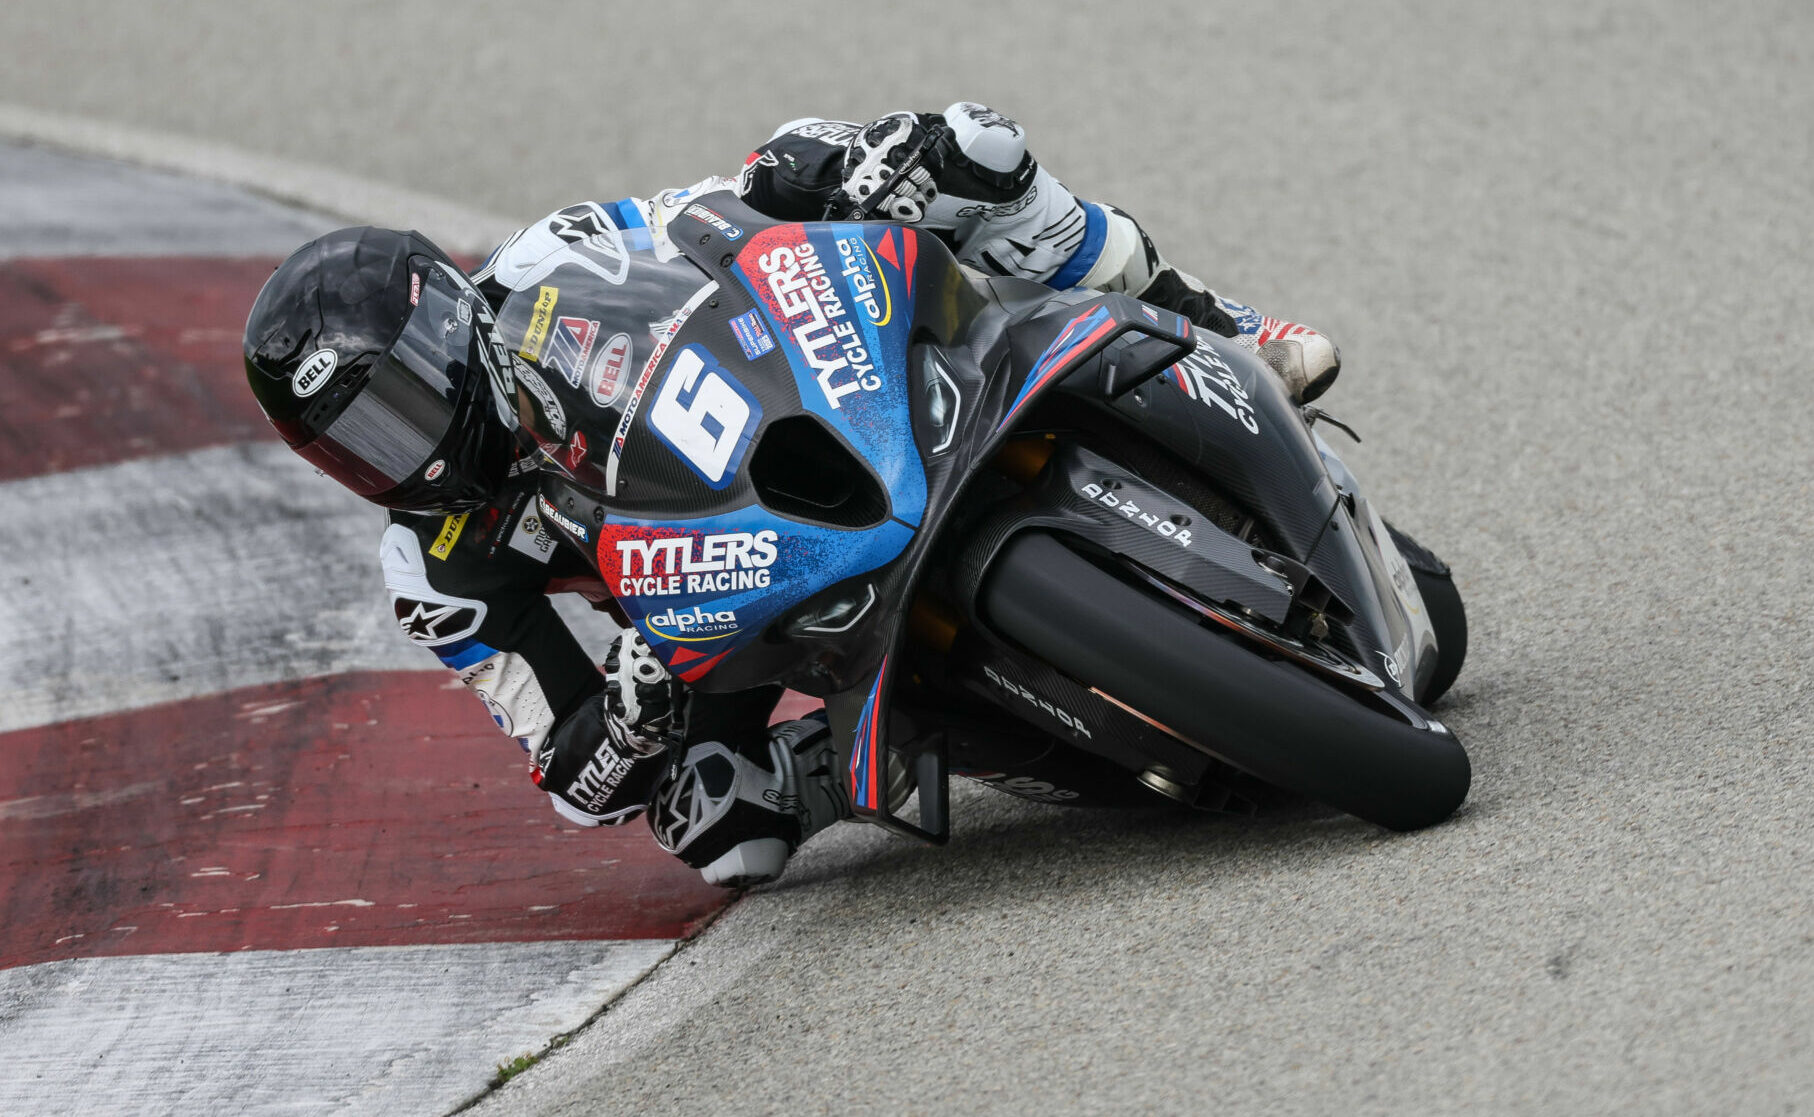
top-left (424, 459), bottom-right (446, 482)
top-left (292, 348), bottom-right (337, 397)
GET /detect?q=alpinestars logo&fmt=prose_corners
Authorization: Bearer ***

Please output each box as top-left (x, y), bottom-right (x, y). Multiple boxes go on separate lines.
top-left (545, 206), bottom-right (613, 242)
top-left (394, 599), bottom-right (479, 645)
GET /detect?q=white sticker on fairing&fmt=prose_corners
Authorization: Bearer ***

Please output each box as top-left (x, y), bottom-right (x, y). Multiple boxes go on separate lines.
top-left (292, 348), bottom-right (337, 397)
top-left (506, 505), bottom-right (557, 564)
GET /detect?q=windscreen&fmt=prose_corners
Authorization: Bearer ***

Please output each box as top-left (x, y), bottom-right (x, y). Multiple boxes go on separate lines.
top-left (496, 223), bottom-right (714, 426)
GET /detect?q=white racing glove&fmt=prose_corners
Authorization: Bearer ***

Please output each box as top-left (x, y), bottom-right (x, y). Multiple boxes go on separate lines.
top-left (838, 112), bottom-right (940, 222)
top-left (604, 630), bottom-right (676, 738)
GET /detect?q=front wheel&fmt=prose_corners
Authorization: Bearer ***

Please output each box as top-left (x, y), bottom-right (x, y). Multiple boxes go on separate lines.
top-left (978, 532), bottom-right (1471, 832)
top-left (1383, 521), bottom-right (1468, 707)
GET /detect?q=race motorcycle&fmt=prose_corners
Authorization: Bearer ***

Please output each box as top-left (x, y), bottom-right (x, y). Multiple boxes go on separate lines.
top-left (501, 184), bottom-right (1470, 843)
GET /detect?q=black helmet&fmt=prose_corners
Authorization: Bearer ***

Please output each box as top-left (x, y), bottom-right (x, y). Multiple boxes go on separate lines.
top-left (244, 226), bottom-right (520, 514)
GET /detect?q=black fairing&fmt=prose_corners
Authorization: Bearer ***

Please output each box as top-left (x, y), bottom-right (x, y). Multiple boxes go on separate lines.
top-left (500, 189), bottom-right (1448, 840)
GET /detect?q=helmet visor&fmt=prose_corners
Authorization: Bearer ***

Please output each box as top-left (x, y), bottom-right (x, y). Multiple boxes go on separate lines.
top-left (295, 264), bottom-right (479, 496)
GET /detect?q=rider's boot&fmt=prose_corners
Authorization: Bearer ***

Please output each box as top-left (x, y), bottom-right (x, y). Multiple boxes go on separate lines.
top-left (647, 715), bottom-right (850, 887)
top-left (1135, 265), bottom-right (1341, 405)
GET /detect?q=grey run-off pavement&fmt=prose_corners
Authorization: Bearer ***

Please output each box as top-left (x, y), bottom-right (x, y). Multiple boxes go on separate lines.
top-left (3, 1), bottom-right (1809, 1113)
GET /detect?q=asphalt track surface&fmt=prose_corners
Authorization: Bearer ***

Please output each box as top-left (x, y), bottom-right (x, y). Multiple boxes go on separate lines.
top-left (2, 1), bottom-right (1810, 1113)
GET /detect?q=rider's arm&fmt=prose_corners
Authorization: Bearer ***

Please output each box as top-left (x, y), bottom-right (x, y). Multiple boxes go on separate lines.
top-left (379, 492), bottom-right (670, 827)
top-left (469, 185), bottom-right (732, 304)
top-left (734, 106), bottom-right (1260, 341)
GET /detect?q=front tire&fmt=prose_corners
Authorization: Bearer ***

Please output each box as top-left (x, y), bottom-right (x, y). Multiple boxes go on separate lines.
top-left (979, 532), bottom-right (1471, 832)
top-left (1383, 521), bottom-right (1468, 707)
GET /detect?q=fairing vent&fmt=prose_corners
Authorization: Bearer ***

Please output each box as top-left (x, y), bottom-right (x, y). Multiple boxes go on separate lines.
top-left (749, 415), bottom-right (889, 529)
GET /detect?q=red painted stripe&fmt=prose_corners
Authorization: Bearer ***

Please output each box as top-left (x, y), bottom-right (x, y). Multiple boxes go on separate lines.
top-left (0, 672), bottom-right (730, 969)
top-left (0, 258), bottom-right (287, 481)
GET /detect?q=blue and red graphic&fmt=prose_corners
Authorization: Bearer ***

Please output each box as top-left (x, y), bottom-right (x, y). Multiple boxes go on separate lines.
top-left (997, 304), bottom-right (1119, 431)
top-left (732, 222), bottom-right (928, 527)
top-left (596, 505), bottom-right (914, 683)
top-left (849, 652), bottom-right (892, 810)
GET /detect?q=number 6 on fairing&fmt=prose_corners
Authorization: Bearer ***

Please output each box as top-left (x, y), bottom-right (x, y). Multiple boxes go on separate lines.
top-left (647, 344), bottom-right (763, 488)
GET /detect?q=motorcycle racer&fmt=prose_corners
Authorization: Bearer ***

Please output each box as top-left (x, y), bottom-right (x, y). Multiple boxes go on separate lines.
top-left (242, 102), bottom-right (1344, 888)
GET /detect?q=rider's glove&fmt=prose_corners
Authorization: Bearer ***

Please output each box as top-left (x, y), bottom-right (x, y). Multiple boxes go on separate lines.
top-left (604, 630), bottom-right (676, 739)
top-left (839, 112), bottom-right (941, 222)
top-left (533, 696), bottom-right (668, 828)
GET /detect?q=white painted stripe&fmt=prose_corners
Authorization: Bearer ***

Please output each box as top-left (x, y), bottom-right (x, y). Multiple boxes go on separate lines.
top-left (0, 102), bottom-right (518, 255)
top-left (0, 140), bottom-right (341, 259)
top-left (0, 442), bottom-right (618, 733)
top-left (0, 939), bottom-right (677, 1116)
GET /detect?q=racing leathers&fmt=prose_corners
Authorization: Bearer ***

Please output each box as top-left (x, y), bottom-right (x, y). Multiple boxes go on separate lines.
top-left (388, 102), bottom-right (1340, 886)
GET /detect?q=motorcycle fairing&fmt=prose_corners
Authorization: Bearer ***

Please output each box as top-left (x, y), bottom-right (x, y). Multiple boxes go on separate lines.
top-left (509, 191), bottom-right (1438, 842)
top-left (730, 222), bottom-right (929, 528)
top-left (1013, 326), bottom-right (1444, 706)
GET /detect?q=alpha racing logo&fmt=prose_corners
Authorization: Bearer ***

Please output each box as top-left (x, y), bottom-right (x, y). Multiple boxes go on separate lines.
top-left (614, 529), bottom-right (779, 598)
top-left (756, 242), bottom-right (880, 409)
top-left (835, 236), bottom-right (890, 325)
top-left (645, 605), bottom-right (741, 642)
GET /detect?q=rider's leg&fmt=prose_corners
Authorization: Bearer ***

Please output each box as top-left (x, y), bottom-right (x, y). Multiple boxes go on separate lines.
top-left (929, 102), bottom-right (1340, 404)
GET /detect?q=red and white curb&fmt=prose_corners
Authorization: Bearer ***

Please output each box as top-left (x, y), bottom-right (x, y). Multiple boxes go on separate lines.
top-left (0, 147), bottom-right (730, 1114)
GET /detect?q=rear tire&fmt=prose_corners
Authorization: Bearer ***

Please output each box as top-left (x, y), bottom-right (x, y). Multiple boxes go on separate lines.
top-left (978, 532), bottom-right (1470, 832)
